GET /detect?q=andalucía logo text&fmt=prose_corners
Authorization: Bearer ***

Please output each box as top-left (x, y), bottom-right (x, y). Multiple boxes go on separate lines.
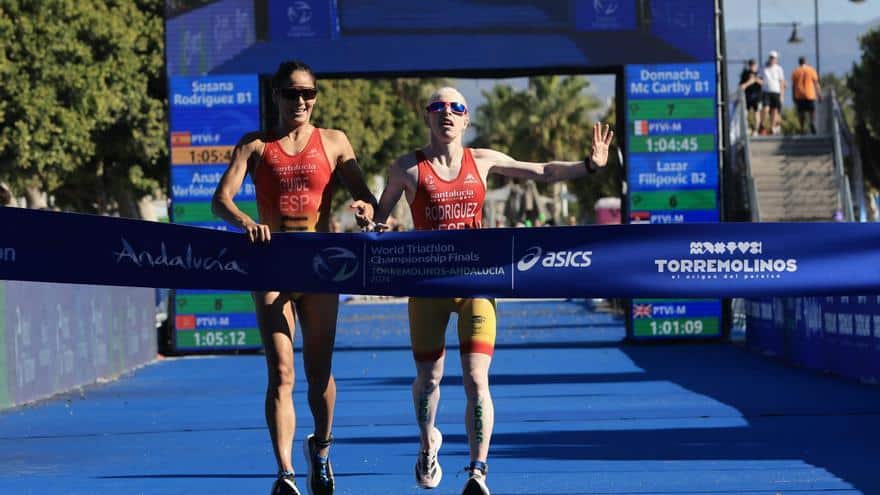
top-left (113, 238), bottom-right (247, 274)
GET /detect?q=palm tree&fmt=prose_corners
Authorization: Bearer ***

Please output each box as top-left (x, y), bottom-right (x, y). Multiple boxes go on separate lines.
top-left (471, 75), bottom-right (619, 224)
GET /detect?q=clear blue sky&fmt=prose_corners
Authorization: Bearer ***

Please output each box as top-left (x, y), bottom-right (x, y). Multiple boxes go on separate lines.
top-left (723, 0), bottom-right (880, 30)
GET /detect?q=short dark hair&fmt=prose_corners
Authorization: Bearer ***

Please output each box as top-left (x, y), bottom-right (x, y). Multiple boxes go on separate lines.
top-left (798, 56), bottom-right (806, 65)
top-left (747, 58), bottom-right (756, 66)
top-left (272, 60), bottom-right (316, 90)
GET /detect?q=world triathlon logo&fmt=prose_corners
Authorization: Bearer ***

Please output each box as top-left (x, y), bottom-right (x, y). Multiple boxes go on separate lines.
top-left (516, 246), bottom-right (592, 271)
top-left (313, 247), bottom-right (359, 282)
top-left (288, 1), bottom-right (313, 25)
top-left (594, 0), bottom-right (620, 15)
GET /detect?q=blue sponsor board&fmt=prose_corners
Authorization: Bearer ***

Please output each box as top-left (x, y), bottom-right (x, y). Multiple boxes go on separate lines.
top-left (574, 0), bottom-right (637, 31)
top-left (629, 152), bottom-right (719, 191)
top-left (268, 0), bottom-right (340, 40)
top-left (631, 118), bottom-right (717, 136)
top-left (165, 0), bottom-right (256, 76)
top-left (4, 282), bottom-right (155, 407)
top-left (169, 74), bottom-right (260, 147)
top-left (747, 295), bottom-right (880, 383)
top-left (172, 166), bottom-right (256, 202)
top-left (626, 63), bottom-right (716, 99)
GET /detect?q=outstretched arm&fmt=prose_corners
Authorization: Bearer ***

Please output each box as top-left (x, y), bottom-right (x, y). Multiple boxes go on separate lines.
top-left (333, 132), bottom-right (379, 228)
top-left (371, 158), bottom-right (409, 227)
top-left (212, 133), bottom-right (270, 243)
top-left (483, 122), bottom-right (614, 182)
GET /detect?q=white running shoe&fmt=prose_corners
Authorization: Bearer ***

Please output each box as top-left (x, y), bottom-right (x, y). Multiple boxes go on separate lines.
top-left (461, 461), bottom-right (490, 495)
top-left (415, 427), bottom-right (443, 489)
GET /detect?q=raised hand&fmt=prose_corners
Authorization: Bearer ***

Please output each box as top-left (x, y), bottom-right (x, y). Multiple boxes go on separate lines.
top-left (590, 122), bottom-right (614, 167)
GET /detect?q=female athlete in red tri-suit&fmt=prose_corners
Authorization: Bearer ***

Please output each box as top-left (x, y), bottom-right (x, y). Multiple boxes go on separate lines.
top-left (212, 60), bottom-right (376, 495)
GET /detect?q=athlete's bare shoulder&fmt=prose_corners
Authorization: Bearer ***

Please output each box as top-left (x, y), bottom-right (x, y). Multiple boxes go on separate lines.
top-left (316, 128), bottom-right (353, 159)
top-left (469, 147), bottom-right (511, 174)
top-left (233, 130), bottom-right (268, 162)
top-left (394, 150), bottom-right (421, 176)
top-left (317, 128), bottom-right (349, 146)
top-left (383, 151), bottom-right (419, 192)
top-left (470, 147), bottom-right (508, 163)
top-left (318, 127), bottom-right (346, 138)
top-left (237, 130), bottom-right (268, 151)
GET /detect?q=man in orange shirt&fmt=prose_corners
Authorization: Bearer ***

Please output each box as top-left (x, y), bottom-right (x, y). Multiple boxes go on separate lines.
top-left (792, 56), bottom-right (822, 135)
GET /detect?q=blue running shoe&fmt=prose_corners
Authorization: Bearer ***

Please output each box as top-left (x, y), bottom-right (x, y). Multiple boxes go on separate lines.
top-left (270, 471), bottom-right (301, 495)
top-left (304, 434), bottom-right (335, 495)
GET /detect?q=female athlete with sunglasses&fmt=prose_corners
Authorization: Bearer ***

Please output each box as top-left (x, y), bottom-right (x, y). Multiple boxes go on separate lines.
top-left (354, 86), bottom-right (613, 495)
top-left (213, 60), bottom-right (377, 495)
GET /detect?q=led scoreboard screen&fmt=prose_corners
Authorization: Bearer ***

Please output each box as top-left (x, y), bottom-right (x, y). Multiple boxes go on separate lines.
top-left (169, 74), bottom-right (263, 351)
top-left (625, 62), bottom-right (723, 339)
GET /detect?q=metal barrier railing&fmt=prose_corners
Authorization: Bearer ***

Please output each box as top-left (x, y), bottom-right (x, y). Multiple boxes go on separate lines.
top-left (830, 88), bottom-right (864, 222)
top-left (730, 89), bottom-right (760, 221)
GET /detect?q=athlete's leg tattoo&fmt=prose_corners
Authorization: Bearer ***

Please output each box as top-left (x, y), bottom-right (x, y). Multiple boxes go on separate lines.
top-left (461, 353), bottom-right (493, 462)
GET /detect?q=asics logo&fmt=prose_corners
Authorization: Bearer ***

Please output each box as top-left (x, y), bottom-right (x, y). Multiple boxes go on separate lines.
top-left (517, 246), bottom-right (593, 271)
top-left (517, 247), bottom-right (543, 271)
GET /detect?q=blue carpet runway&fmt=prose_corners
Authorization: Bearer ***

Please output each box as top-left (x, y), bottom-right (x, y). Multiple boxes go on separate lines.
top-left (1, 300), bottom-right (878, 494)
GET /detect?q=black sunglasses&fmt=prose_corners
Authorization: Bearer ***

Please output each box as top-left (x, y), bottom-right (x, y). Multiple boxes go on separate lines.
top-left (278, 87), bottom-right (318, 101)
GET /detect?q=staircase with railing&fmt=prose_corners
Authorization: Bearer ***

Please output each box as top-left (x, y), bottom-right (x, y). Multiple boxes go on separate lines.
top-left (726, 88), bottom-right (856, 222)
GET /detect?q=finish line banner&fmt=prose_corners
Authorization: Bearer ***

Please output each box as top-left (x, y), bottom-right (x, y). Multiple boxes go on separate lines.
top-left (2, 208), bottom-right (880, 298)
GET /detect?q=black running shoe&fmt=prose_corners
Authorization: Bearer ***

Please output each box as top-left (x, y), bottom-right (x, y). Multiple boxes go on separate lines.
top-left (461, 461), bottom-right (490, 495)
top-left (270, 472), bottom-right (301, 495)
top-left (304, 433), bottom-right (335, 495)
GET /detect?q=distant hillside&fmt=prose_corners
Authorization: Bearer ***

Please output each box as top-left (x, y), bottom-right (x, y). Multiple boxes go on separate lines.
top-left (725, 18), bottom-right (880, 98)
top-left (459, 18), bottom-right (879, 135)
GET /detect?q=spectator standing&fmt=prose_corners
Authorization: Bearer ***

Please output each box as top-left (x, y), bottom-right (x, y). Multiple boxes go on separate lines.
top-left (760, 51), bottom-right (786, 135)
top-left (791, 56), bottom-right (822, 135)
top-left (739, 59), bottom-right (763, 135)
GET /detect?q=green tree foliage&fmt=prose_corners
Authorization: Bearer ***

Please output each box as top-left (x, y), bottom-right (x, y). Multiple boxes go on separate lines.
top-left (471, 76), bottom-right (619, 222)
top-left (311, 78), bottom-right (445, 179)
top-left (822, 73), bottom-right (855, 130)
top-left (0, 0), bottom-right (167, 215)
top-left (851, 27), bottom-right (880, 140)
top-left (849, 27), bottom-right (880, 189)
top-left (311, 79), bottom-right (398, 180)
top-left (311, 77), bottom-right (445, 213)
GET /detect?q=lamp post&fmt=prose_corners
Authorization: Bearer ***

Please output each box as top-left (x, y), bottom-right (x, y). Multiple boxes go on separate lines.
top-left (759, 0), bottom-right (866, 77)
top-left (757, 0), bottom-right (802, 65)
